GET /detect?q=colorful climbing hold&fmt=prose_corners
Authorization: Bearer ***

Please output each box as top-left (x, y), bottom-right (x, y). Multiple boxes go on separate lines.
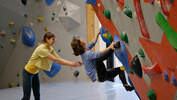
top-left (129, 68), bottom-right (134, 74)
top-left (29, 22), bottom-right (34, 26)
top-left (8, 21), bottom-right (15, 27)
top-left (58, 49), bottom-right (61, 53)
top-left (86, 0), bottom-right (96, 6)
top-left (0, 30), bottom-right (6, 37)
top-left (163, 71), bottom-right (169, 82)
top-left (45, 0), bottom-right (55, 6)
top-left (21, 0), bottom-right (27, 6)
top-left (120, 66), bottom-right (125, 71)
top-left (102, 33), bottom-right (108, 38)
top-left (9, 38), bottom-right (16, 44)
top-left (8, 82), bottom-right (14, 88)
top-left (22, 26), bottom-right (36, 47)
top-left (0, 43), bottom-right (4, 48)
top-left (155, 12), bottom-right (177, 52)
top-left (120, 32), bottom-right (125, 41)
top-left (171, 74), bottom-right (177, 87)
top-left (88, 4), bottom-right (94, 11)
top-left (51, 12), bottom-right (56, 21)
top-left (131, 55), bottom-right (143, 78)
top-left (107, 33), bottom-right (113, 42)
top-left (138, 48), bottom-right (145, 58)
top-left (73, 70), bottom-right (79, 78)
top-left (24, 14), bottom-right (28, 18)
top-left (44, 27), bottom-right (48, 31)
top-left (147, 89), bottom-right (156, 100)
top-left (97, 3), bottom-right (101, 7)
top-left (168, 0), bottom-right (174, 3)
top-left (37, 17), bottom-right (44, 22)
top-left (17, 83), bottom-right (20, 87)
top-left (43, 62), bottom-right (61, 78)
top-left (124, 33), bottom-right (128, 43)
top-left (120, 32), bottom-right (128, 44)
top-left (142, 63), bottom-right (162, 75)
top-left (103, 9), bottom-right (111, 19)
top-left (17, 73), bottom-right (20, 77)
top-left (123, 5), bottom-right (132, 18)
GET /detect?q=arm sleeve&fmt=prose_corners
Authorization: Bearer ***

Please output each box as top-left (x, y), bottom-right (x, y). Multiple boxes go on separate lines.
top-left (52, 49), bottom-right (59, 58)
top-left (87, 42), bottom-right (95, 50)
top-left (37, 48), bottom-right (50, 58)
top-left (87, 51), bottom-right (101, 60)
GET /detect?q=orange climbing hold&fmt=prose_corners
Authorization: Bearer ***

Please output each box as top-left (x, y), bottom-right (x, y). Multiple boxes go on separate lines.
top-left (142, 63), bottom-right (162, 75)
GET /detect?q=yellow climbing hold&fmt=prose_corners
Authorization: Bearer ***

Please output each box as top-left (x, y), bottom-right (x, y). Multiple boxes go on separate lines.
top-left (88, 4), bottom-right (94, 11)
top-left (8, 82), bottom-right (14, 88)
top-left (9, 38), bottom-right (16, 44)
top-left (8, 21), bottom-right (15, 27)
top-left (120, 66), bottom-right (125, 71)
top-left (102, 33), bottom-right (108, 38)
top-left (37, 17), bottom-right (44, 22)
top-left (44, 27), bottom-right (48, 31)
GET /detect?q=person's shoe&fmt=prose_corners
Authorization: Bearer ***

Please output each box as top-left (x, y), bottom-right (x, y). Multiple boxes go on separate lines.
top-left (123, 84), bottom-right (134, 91)
top-left (21, 0), bottom-right (27, 6)
top-left (113, 41), bottom-right (121, 49)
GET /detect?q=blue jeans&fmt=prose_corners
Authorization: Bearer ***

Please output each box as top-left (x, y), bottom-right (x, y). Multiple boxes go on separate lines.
top-left (21, 69), bottom-right (40, 100)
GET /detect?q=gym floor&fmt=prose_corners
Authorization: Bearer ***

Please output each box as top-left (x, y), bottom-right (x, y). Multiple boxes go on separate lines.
top-left (0, 78), bottom-right (139, 100)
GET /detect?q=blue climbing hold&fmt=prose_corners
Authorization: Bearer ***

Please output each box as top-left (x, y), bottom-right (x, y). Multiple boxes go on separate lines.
top-left (163, 71), bottom-right (169, 82)
top-left (100, 27), bottom-right (111, 44)
top-left (114, 34), bottom-right (130, 73)
top-left (45, 0), bottom-right (55, 6)
top-left (22, 26), bottom-right (35, 47)
top-left (168, 0), bottom-right (174, 3)
top-left (43, 62), bottom-right (61, 78)
top-left (86, 0), bottom-right (96, 6)
top-left (171, 74), bottom-right (177, 87)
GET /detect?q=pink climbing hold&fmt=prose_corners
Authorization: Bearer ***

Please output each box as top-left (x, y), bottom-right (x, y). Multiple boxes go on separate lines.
top-left (0, 30), bottom-right (6, 36)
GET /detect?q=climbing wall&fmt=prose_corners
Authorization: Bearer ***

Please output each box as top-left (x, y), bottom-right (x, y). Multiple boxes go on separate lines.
top-left (86, 0), bottom-right (177, 100)
top-left (0, 0), bottom-right (87, 89)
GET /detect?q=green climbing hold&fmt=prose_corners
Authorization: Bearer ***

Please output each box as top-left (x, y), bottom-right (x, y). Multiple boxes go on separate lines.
top-left (120, 32), bottom-right (125, 41)
top-left (103, 9), bottom-right (111, 19)
top-left (24, 14), bottom-right (28, 18)
top-left (120, 32), bottom-right (128, 44)
top-left (17, 83), bottom-right (20, 87)
top-left (129, 68), bottom-right (134, 74)
top-left (123, 5), bottom-right (132, 18)
top-left (51, 16), bottom-right (55, 21)
top-left (147, 89), bottom-right (156, 100)
top-left (107, 33), bottom-right (113, 42)
top-left (17, 73), bottom-right (20, 77)
top-left (138, 48), bottom-right (145, 58)
top-left (52, 12), bottom-right (56, 16)
top-left (124, 34), bottom-right (128, 43)
top-left (155, 12), bottom-right (177, 52)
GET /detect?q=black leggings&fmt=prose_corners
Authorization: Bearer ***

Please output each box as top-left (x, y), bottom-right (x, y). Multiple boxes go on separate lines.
top-left (95, 49), bottom-right (127, 85)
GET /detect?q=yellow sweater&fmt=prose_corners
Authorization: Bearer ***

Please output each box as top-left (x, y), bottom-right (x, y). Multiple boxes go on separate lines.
top-left (25, 44), bottom-right (59, 74)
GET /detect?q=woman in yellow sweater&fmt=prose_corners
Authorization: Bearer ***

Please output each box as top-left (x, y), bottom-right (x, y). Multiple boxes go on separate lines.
top-left (22, 32), bottom-right (82, 100)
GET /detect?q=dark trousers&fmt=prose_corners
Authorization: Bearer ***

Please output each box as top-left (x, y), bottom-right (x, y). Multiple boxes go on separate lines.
top-left (21, 69), bottom-right (40, 100)
top-left (95, 49), bottom-right (127, 85)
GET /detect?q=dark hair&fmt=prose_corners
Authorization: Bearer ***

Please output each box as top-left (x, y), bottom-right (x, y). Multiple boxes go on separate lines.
top-left (71, 38), bottom-right (85, 56)
top-left (43, 32), bottom-right (55, 42)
